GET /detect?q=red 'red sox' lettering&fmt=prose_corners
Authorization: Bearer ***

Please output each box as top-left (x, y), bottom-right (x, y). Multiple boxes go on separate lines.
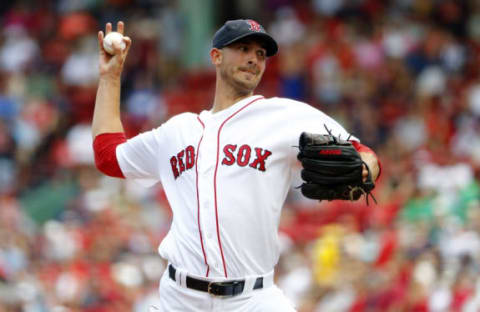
top-left (172, 144), bottom-right (272, 178)
top-left (237, 145), bottom-right (251, 167)
top-left (170, 157), bottom-right (179, 179)
top-left (170, 145), bottom-right (195, 179)
top-left (222, 144), bottom-right (237, 166)
top-left (249, 148), bottom-right (272, 171)
top-left (177, 150), bottom-right (186, 173)
top-left (221, 144), bottom-right (272, 172)
top-left (185, 145), bottom-right (195, 169)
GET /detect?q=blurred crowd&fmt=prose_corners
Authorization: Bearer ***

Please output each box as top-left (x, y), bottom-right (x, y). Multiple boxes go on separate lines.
top-left (1, 0), bottom-right (480, 311)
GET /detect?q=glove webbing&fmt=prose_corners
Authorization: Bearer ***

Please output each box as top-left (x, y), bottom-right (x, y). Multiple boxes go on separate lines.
top-left (325, 124), bottom-right (376, 205)
top-left (353, 160), bottom-right (377, 205)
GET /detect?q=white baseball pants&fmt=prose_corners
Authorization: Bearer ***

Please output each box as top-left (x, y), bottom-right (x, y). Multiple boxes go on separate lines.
top-left (149, 269), bottom-right (297, 311)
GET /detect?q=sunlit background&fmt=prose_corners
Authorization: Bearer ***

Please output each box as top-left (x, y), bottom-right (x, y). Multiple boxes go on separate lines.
top-left (1, 0), bottom-right (480, 311)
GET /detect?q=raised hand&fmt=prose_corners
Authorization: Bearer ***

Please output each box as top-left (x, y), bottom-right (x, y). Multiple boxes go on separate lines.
top-left (98, 21), bottom-right (132, 79)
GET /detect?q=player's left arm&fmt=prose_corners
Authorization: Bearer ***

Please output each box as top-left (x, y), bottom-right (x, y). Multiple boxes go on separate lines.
top-left (290, 101), bottom-right (381, 182)
top-left (350, 141), bottom-right (381, 182)
top-left (319, 114), bottom-right (381, 182)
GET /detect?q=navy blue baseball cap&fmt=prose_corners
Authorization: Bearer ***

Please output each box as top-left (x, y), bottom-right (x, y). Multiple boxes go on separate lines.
top-left (212, 19), bottom-right (278, 57)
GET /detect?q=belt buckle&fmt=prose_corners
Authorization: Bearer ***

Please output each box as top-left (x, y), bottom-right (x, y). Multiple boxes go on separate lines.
top-left (208, 281), bottom-right (243, 297)
top-left (207, 282), bottom-right (225, 297)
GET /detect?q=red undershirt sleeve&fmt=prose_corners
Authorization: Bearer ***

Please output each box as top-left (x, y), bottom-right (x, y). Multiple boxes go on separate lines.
top-left (93, 132), bottom-right (127, 178)
top-left (350, 140), bottom-right (382, 181)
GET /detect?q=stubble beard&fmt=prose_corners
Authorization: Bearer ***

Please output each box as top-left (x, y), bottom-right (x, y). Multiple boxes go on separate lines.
top-left (220, 65), bottom-right (261, 97)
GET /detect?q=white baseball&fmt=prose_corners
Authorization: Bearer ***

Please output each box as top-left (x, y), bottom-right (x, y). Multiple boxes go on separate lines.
top-left (103, 31), bottom-right (126, 55)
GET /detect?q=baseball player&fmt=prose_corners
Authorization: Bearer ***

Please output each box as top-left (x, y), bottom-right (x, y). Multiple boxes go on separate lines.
top-left (92, 20), bottom-right (380, 311)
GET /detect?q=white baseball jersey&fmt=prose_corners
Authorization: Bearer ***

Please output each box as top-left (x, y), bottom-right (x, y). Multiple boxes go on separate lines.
top-left (116, 95), bottom-right (354, 279)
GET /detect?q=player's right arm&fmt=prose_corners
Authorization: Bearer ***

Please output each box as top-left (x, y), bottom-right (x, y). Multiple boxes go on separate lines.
top-left (92, 22), bottom-right (164, 183)
top-left (92, 21), bottom-right (131, 138)
top-left (92, 21), bottom-right (132, 178)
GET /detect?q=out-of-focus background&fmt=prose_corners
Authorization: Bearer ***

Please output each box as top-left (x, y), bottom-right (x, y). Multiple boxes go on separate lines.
top-left (1, 0), bottom-right (480, 311)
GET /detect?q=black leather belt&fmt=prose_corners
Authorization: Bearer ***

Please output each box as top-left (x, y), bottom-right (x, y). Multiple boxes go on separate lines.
top-left (168, 264), bottom-right (263, 297)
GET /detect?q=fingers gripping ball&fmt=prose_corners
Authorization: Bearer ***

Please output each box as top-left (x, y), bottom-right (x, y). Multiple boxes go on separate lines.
top-left (103, 32), bottom-right (126, 55)
top-left (297, 132), bottom-right (376, 204)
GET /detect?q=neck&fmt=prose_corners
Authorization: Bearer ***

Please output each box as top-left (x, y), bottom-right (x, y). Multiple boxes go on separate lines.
top-left (211, 79), bottom-right (254, 113)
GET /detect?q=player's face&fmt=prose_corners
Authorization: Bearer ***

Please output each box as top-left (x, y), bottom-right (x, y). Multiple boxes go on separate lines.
top-left (218, 39), bottom-right (267, 94)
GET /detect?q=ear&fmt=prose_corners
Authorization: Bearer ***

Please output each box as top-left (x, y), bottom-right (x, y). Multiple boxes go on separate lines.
top-left (210, 48), bottom-right (222, 66)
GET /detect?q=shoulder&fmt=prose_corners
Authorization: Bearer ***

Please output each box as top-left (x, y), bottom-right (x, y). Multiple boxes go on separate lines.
top-left (260, 96), bottom-right (354, 138)
top-left (261, 96), bottom-right (304, 105)
top-left (262, 96), bottom-right (317, 108)
top-left (140, 112), bottom-right (199, 139)
top-left (158, 112), bottom-right (199, 130)
top-left (259, 96), bottom-right (326, 115)
top-left (164, 112), bottom-right (198, 125)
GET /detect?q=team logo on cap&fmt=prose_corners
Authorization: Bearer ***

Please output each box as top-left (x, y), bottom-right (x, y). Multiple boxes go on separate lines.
top-left (247, 20), bottom-right (261, 32)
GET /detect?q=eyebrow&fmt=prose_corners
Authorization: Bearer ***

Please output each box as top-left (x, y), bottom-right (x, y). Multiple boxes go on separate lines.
top-left (234, 39), bottom-right (267, 51)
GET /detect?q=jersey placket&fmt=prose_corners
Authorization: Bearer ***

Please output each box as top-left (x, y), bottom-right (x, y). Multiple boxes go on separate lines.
top-left (196, 96), bottom-right (264, 278)
top-left (196, 117), bottom-right (227, 277)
